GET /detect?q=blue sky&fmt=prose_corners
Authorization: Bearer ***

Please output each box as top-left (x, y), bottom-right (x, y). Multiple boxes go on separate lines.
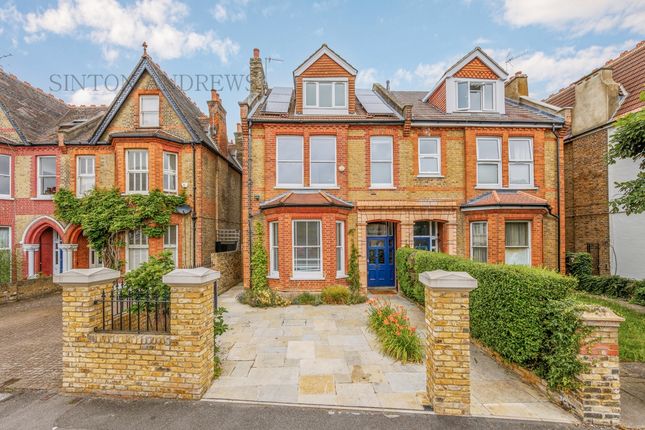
top-left (1, 0), bottom-right (643, 135)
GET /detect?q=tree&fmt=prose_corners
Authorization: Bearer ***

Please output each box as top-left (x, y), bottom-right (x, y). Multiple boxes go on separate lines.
top-left (608, 92), bottom-right (645, 215)
top-left (250, 222), bottom-right (269, 291)
top-left (347, 239), bottom-right (361, 296)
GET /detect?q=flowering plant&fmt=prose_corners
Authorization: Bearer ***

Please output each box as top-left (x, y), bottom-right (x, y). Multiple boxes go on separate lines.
top-left (367, 298), bottom-right (422, 363)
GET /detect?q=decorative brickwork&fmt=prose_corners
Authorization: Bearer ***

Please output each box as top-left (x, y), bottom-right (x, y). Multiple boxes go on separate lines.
top-left (453, 58), bottom-right (499, 80)
top-left (57, 267), bottom-right (217, 400)
top-left (420, 270), bottom-right (477, 415)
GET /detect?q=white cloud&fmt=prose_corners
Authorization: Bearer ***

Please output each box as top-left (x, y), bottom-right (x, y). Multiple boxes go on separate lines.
top-left (391, 68), bottom-right (412, 88)
top-left (21, 0), bottom-right (239, 62)
top-left (211, 0), bottom-right (248, 23)
top-left (501, 0), bottom-right (645, 36)
top-left (356, 67), bottom-right (379, 88)
top-left (0, 3), bottom-right (22, 34)
top-left (473, 37), bottom-right (491, 45)
top-left (102, 46), bottom-right (119, 63)
top-left (68, 86), bottom-right (118, 105)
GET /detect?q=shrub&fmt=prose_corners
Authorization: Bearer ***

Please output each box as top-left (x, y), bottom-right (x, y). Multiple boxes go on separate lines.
top-left (630, 282), bottom-right (645, 306)
top-left (566, 252), bottom-right (592, 278)
top-left (238, 288), bottom-right (289, 308)
top-left (395, 248), bottom-right (584, 390)
top-left (321, 285), bottom-right (351, 304)
top-left (367, 298), bottom-right (422, 363)
top-left (213, 306), bottom-right (228, 378)
top-left (250, 222), bottom-right (269, 291)
top-left (0, 250), bottom-right (10, 285)
top-left (291, 292), bottom-right (322, 306)
top-left (122, 251), bottom-right (175, 302)
top-left (347, 239), bottom-right (361, 296)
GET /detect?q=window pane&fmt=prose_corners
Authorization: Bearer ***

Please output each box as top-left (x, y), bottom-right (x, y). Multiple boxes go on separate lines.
top-left (40, 157), bottom-right (56, 175)
top-left (509, 164), bottom-right (531, 185)
top-left (457, 82), bottom-right (468, 109)
top-left (310, 137), bottom-right (335, 161)
top-left (414, 221), bottom-right (430, 236)
top-left (506, 248), bottom-right (530, 265)
top-left (305, 82), bottom-right (316, 106)
top-left (164, 225), bottom-right (177, 246)
top-left (371, 162), bottom-right (392, 185)
top-left (419, 138), bottom-right (438, 155)
top-left (0, 176), bottom-right (9, 195)
top-left (41, 177), bottom-right (56, 195)
top-left (471, 223), bottom-right (487, 247)
top-left (477, 138), bottom-right (500, 159)
top-left (470, 84), bottom-right (482, 110)
top-left (472, 247), bottom-right (487, 263)
top-left (509, 139), bottom-right (532, 160)
top-left (334, 82), bottom-right (346, 107)
top-left (277, 137), bottom-right (302, 160)
top-left (0, 156), bottom-right (9, 175)
top-left (506, 222), bottom-right (529, 247)
top-left (371, 140), bottom-right (392, 161)
top-left (140, 95), bottom-right (159, 111)
top-left (483, 84), bottom-right (494, 110)
top-left (477, 163), bottom-right (499, 184)
top-left (413, 237), bottom-right (431, 250)
top-left (311, 163), bottom-right (335, 185)
top-left (367, 223), bottom-right (388, 236)
top-left (419, 157), bottom-right (439, 174)
top-left (277, 162), bottom-right (302, 185)
top-left (319, 83), bottom-right (332, 107)
top-left (307, 221), bottom-right (319, 245)
top-left (0, 228), bottom-right (9, 248)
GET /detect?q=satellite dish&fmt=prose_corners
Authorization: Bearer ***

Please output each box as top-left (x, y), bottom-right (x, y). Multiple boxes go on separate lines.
top-left (175, 204), bottom-right (192, 215)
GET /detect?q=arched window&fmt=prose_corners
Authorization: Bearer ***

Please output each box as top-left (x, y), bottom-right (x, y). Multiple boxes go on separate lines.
top-left (413, 221), bottom-right (439, 251)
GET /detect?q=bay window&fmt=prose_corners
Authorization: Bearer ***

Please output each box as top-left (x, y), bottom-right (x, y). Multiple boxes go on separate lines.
top-left (310, 136), bottom-right (336, 187)
top-left (476, 137), bottom-right (501, 187)
top-left (505, 221), bottom-right (531, 266)
top-left (370, 136), bottom-right (393, 188)
top-left (418, 137), bottom-right (441, 176)
top-left (37, 156), bottom-right (56, 197)
top-left (127, 228), bottom-right (148, 271)
top-left (269, 222), bottom-right (279, 277)
top-left (509, 138), bottom-right (534, 187)
top-left (126, 150), bottom-right (148, 194)
top-left (163, 152), bottom-right (178, 193)
top-left (0, 155), bottom-right (10, 197)
top-left (336, 221), bottom-right (345, 277)
top-left (76, 156), bottom-right (95, 196)
top-left (292, 220), bottom-right (322, 278)
top-left (276, 136), bottom-right (304, 187)
top-left (470, 222), bottom-right (488, 263)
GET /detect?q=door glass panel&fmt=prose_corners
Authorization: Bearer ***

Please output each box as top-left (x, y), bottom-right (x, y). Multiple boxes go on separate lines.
top-left (369, 239), bottom-right (384, 247)
top-left (367, 223), bottom-right (387, 236)
top-left (368, 249), bottom-right (376, 264)
top-left (378, 249), bottom-right (385, 264)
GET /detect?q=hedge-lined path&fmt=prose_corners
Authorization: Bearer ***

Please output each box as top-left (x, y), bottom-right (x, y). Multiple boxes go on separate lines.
top-left (205, 285), bottom-right (576, 423)
top-left (0, 293), bottom-right (62, 391)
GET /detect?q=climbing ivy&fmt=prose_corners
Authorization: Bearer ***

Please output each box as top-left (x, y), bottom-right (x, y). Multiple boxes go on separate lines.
top-left (54, 188), bottom-right (185, 269)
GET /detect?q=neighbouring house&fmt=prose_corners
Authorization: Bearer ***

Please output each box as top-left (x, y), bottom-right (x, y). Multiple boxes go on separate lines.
top-left (545, 41), bottom-right (645, 279)
top-left (0, 46), bottom-right (241, 296)
top-left (239, 45), bottom-right (566, 292)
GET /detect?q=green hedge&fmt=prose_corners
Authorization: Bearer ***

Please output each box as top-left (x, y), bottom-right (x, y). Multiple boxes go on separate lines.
top-left (396, 248), bottom-right (585, 390)
top-left (566, 251), bottom-right (645, 305)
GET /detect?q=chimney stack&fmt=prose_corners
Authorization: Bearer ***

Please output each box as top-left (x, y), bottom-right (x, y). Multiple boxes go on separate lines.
top-left (249, 48), bottom-right (267, 96)
top-left (207, 88), bottom-right (228, 156)
top-left (505, 71), bottom-right (529, 101)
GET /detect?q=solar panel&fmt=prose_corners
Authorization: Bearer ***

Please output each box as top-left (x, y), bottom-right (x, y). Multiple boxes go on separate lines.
top-left (264, 87), bottom-right (293, 113)
top-left (356, 89), bottom-right (395, 114)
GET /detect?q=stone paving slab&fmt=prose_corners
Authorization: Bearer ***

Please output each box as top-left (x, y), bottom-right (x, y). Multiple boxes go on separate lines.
top-left (205, 285), bottom-right (578, 423)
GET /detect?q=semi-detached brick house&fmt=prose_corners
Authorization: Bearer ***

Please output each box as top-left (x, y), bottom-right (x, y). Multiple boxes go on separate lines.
top-left (240, 45), bottom-right (567, 292)
top-left (545, 41), bottom-right (645, 279)
top-left (0, 47), bottom-right (241, 286)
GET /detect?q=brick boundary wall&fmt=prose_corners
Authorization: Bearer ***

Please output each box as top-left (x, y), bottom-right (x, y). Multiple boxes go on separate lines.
top-left (210, 250), bottom-right (242, 293)
top-left (55, 267), bottom-right (218, 400)
top-left (0, 276), bottom-right (60, 305)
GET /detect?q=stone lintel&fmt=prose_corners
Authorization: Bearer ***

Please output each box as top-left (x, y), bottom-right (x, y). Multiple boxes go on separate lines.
top-left (21, 243), bottom-right (40, 251)
top-left (163, 267), bottom-right (221, 286)
top-left (58, 243), bottom-right (79, 250)
top-left (419, 270), bottom-right (477, 292)
top-left (54, 267), bottom-right (120, 286)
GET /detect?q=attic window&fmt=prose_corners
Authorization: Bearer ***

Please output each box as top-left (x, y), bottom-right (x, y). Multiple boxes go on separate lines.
top-left (303, 79), bottom-right (347, 111)
top-left (139, 95), bottom-right (159, 127)
top-left (457, 81), bottom-right (494, 111)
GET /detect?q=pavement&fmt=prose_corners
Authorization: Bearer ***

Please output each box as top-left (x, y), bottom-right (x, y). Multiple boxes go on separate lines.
top-left (205, 285), bottom-right (576, 423)
top-left (0, 390), bottom-right (589, 430)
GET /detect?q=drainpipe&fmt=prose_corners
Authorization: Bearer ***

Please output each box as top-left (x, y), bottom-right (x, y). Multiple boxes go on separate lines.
top-left (192, 141), bottom-right (197, 267)
top-left (247, 119), bottom-right (253, 267)
top-left (551, 124), bottom-right (562, 272)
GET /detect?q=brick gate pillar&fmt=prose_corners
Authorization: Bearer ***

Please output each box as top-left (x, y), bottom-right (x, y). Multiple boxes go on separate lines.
top-left (419, 270), bottom-right (477, 415)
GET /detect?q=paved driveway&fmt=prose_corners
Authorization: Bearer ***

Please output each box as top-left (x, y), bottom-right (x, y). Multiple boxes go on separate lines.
top-left (0, 294), bottom-right (62, 391)
top-left (205, 286), bottom-right (576, 423)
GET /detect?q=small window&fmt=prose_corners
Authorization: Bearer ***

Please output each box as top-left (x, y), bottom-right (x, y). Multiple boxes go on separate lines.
top-left (37, 156), bottom-right (56, 197)
top-left (76, 156), bottom-right (95, 196)
top-left (89, 248), bottom-right (103, 268)
top-left (126, 150), bottom-right (148, 194)
top-left (164, 225), bottom-right (178, 267)
top-left (370, 136), bottom-right (393, 188)
top-left (470, 222), bottom-right (488, 263)
top-left (476, 137), bottom-right (501, 187)
top-left (457, 82), bottom-right (469, 110)
top-left (276, 136), bottom-right (304, 187)
top-left (305, 82), bottom-right (317, 106)
top-left (0, 155), bottom-right (10, 197)
top-left (127, 228), bottom-right (149, 271)
top-left (456, 81), bottom-right (495, 111)
top-left (269, 222), bottom-right (279, 277)
top-left (310, 136), bottom-right (336, 187)
top-left (292, 220), bottom-right (322, 278)
top-left (0, 226), bottom-right (11, 284)
top-left (139, 95), bottom-right (159, 127)
top-left (505, 221), bottom-right (531, 266)
top-left (336, 221), bottom-right (345, 277)
top-left (509, 138), bottom-right (534, 187)
top-left (413, 221), bottom-right (439, 251)
top-left (418, 138), bottom-right (441, 176)
top-left (303, 80), bottom-right (347, 110)
top-left (334, 82), bottom-right (346, 107)
top-left (163, 152), bottom-right (178, 193)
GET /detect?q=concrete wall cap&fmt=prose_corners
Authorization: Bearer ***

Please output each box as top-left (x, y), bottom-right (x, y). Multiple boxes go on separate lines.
top-left (419, 270), bottom-right (477, 291)
top-left (54, 267), bottom-right (121, 285)
top-left (163, 267), bottom-right (221, 286)
top-left (580, 306), bottom-right (625, 326)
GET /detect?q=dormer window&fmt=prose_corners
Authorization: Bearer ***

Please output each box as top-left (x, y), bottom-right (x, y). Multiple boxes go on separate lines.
top-left (457, 81), bottom-right (494, 111)
top-left (303, 79), bottom-right (347, 113)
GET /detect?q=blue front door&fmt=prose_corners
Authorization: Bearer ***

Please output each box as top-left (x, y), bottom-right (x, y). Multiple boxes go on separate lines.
top-left (367, 223), bottom-right (395, 287)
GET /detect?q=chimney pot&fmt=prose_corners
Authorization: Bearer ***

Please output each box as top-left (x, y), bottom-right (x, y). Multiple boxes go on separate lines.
top-left (210, 89), bottom-right (220, 102)
top-left (253, 48), bottom-right (260, 59)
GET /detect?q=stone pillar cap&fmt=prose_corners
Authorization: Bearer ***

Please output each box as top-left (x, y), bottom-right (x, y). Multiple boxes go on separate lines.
top-left (54, 267), bottom-right (120, 286)
top-left (419, 270), bottom-right (477, 291)
top-left (580, 306), bottom-right (625, 326)
top-left (163, 267), bottom-right (221, 286)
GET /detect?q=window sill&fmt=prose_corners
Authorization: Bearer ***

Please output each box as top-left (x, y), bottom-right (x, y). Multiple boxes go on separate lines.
top-left (0, 196), bottom-right (14, 201)
top-left (417, 174), bottom-right (444, 179)
top-left (507, 186), bottom-right (538, 190)
top-left (163, 190), bottom-right (179, 194)
top-left (474, 185), bottom-right (502, 190)
top-left (336, 273), bottom-right (348, 279)
top-left (290, 274), bottom-right (325, 281)
top-left (136, 126), bottom-right (161, 130)
top-left (274, 186), bottom-right (339, 190)
top-left (369, 186), bottom-right (396, 190)
top-left (267, 274), bottom-right (279, 279)
top-left (31, 196), bottom-right (53, 201)
top-left (121, 192), bottom-right (150, 196)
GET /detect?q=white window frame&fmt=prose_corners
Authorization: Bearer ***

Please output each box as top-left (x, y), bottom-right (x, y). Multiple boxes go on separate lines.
top-left (37, 156), bottom-right (56, 198)
top-left (126, 228), bottom-right (149, 272)
top-left (0, 155), bottom-right (10, 198)
top-left (413, 221), bottom-right (439, 251)
top-left (76, 156), bottom-right (95, 197)
top-left (336, 221), bottom-right (345, 278)
top-left (418, 137), bottom-right (441, 177)
top-left (309, 136), bottom-right (337, 188)
top-left (508, 138), bottom-right (534, 188)
top-left (370, 136), bottom-right (394, 188)
top-left (0, 226), bottom-right (11, 284)
top-left (163, 152), bottom-right (178, 193)
top-left (504, 221), bottom-right (531, 266)
top-left (456, 79), bottom-right (495, 112)
top-left (470, 221), bottom-right (488, 263)
top-left (269, 221), bottom-right (279, 278)
top-left (291, 220), bottom-right (323, 280)
top-left (476, 137), bottom-right (502, 188)
top-left (89, 248), bottom-right (103, 268)
top-left (303, 77), bottom-right (348, 114)
top-left (164, 225), bottom-right (178, 267)
top-left (126, 149), bottom-right (149, 194)
top-left (276, 135), bottom-right (304, 188)
top-left (139, 95), bottom-right (160, 127)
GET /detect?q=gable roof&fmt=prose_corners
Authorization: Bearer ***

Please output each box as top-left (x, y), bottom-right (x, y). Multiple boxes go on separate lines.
top-left (293, 44), bottom-right (357, 77)
top-left (544, 40), bottom-right (645, 118)
top-left (422, 47), bottom-right (508, 103)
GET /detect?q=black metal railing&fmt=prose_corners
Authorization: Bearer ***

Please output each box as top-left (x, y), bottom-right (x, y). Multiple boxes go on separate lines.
top-left (95, 279), bottom-right (170, 333)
